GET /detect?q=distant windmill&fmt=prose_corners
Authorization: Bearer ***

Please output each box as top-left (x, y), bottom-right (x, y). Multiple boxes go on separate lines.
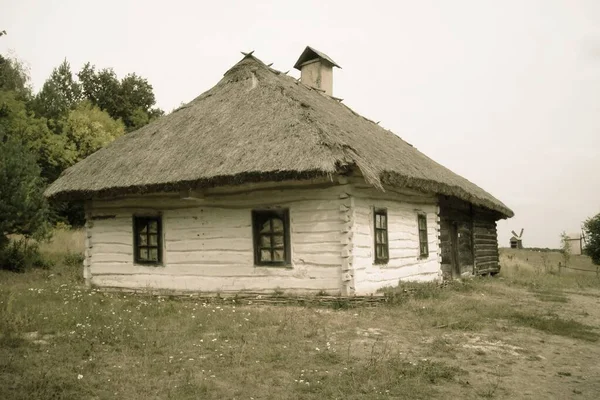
top-left (564, 228), bottom-right (585, 256)
top-left (510, 229), bottom-right (524, 249)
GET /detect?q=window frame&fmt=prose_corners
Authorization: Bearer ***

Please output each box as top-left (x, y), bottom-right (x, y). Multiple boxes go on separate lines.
top-left (417, 213), bottom-right (429, 258)
top-left (373, 208), bottom-right (389, 264)
top-left (251, 209), bottom-right (291, 267)
top-left (133, 215), bottom-right (163, 266)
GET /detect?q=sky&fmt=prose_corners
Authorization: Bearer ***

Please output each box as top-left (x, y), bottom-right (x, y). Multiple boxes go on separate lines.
top-left (2, 0), bottom-right (599, 248)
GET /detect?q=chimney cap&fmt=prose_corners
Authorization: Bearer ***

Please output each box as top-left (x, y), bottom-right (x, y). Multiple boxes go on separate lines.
top-left (293, 46), bottom-right (341, 70)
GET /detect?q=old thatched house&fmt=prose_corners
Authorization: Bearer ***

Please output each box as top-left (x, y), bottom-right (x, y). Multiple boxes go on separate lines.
top-left (45, 47), bottom-right (513, 295)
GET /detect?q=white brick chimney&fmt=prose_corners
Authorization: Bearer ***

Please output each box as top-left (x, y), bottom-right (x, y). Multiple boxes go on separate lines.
top-left (293, 46), bottom-right (341, 96)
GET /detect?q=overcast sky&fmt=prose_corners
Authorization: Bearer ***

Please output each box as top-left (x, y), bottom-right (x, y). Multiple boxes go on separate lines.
top-left (2, 0), bottom-right (599, 248)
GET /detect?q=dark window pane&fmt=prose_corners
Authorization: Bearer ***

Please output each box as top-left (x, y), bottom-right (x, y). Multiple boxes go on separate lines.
top-left (139, 248), bottom-right (148, 260)
top-left (260, 235), bottom-right (271, 247)
top-left (148, 221), bottom-right (158, 233)
top-left (260, 249), bottom-right (272, 262)
top-left (421, 243), bottom-right (428, 257)
top-left (260, 220), bottom-right (271, 233)
top-left (149, 234), bottom-right (158, 246)
top-left (273, 234), bottom-right (284, 247)
top-left (273, 249), bottom-right (284, 262)
top-left (149, 248), bottom-right (158, 261)
top-left (139, 234), bottom-right (147, 246)
top-left (271, 218), bottom-right (283, 233)
top-left (139, 224), bottom-right (148, 234)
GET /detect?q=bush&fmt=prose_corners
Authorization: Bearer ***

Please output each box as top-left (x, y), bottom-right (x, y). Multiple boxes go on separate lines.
top-left (0, 239), bottom-right (54, 273)
top-left (63, 251), bottom-right (85, 267)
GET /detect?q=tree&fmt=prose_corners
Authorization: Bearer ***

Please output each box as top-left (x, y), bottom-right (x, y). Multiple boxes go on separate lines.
top-left (62, 101), bottom-right (125, 161)
top-left (0, 90), bottom-right (75, 181)
top-left (583, 214), bottom-right (600, 265)
top-left (78, 63), bottom-right (163, 131)
top-left (32, 60), bottom-right (82, 123)
top-left (0, 54), bottom-right (32, 100)
top-left (559, 231), bottom-right (571, 273)
top-left (0, 131), bottom-right (50, 249)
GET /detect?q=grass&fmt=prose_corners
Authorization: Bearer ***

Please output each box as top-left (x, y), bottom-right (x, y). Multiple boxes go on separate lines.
top-left (0, 268), bottom-right (464, 399)
top-left (508, 312), bottom-right (598, 342)
top-left (1, 233), bottom-right (600, 399)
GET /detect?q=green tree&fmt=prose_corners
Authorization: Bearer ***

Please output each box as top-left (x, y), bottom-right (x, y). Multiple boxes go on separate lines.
top-left (62, 101), bottom-right (125, 161)
top-left (0, 90), bottom-right (75, 181)
top-left (0, 54), bottom-right (32, 100)
top-left (52, 102), bottom-right (125, 227)
top-left (78, 63), bottom-right (163, 131)
top-left (583, 214), bottom-right (600, 265)
top-left (0, 131), bottom-right (50, 249)
top-left (32, 60), bottom-right (82, 123)
top-left (559, 231), bottom-right (571, 273)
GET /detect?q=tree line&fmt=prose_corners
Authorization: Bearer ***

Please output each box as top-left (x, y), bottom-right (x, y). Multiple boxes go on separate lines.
top-left (1, 32), bottom-right (163, 261)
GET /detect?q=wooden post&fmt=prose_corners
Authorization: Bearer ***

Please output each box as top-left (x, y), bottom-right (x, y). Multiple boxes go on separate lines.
top-left (83, 201), bottom-right (93, 288)
top-left (340, 188), bottom-right (355, 296)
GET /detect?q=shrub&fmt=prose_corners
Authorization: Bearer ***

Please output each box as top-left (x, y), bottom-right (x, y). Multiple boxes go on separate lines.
top-left (0, 239), bottom-right (54, 272)
top-left (63, 251), bottom-right (85, 267)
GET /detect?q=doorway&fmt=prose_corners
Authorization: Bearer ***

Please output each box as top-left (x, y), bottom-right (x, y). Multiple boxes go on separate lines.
top-left (449, 222), bottom-right (460, 278)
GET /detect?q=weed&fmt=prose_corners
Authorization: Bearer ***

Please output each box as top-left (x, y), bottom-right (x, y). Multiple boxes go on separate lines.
top-left (508, 312), bottom-right (599, 342)
top-left (63, 251), bottom-right (85, 268)
top-left (531, 290), bottom-right (568, 303)
top-left (428, 336), bottom-right (456, 356)
top-left (477, 374), bottom-right (501, 398)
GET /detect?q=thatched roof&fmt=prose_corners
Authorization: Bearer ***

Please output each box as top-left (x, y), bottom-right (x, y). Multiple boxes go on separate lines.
top-left (45, 53), bottom-right (513, 218)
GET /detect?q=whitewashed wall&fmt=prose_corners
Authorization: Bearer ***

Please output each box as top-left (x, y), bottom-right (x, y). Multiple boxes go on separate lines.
top-left (83, 176), bottom-right (442, 295)
top-left (85, 180), bottom-right (345, 293)
top-left (347, 179), bottom-right (442, 295)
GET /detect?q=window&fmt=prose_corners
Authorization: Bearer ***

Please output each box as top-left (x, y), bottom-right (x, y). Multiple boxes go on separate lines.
top-left (374, 208), bottom-right (389, 264)
top-left (134, 216), bottom-right (162, 265)
top-left (252, 209), bottom-right (291, 266)
top-left (418, 213), bottom-right (429, 258)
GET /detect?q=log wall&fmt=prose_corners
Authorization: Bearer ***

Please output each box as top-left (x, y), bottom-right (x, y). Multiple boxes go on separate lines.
top-left (439, 197), bottom-right (474, 278)
top-left (472, 206), bottom-right (500, 274)
top-left (439, 196), bottom-right (501, 278)
top-left (347, 178), bottom-right (442, 294)
top-left (86, 179), bottom-right (345, 293)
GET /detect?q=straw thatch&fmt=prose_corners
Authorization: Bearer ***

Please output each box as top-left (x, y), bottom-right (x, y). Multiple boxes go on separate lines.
top-left (45, 54), bottom-right (513, 218)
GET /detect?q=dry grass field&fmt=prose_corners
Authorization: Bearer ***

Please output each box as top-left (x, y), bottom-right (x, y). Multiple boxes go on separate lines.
top-left (1, 232), bottom-right (600, 399)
